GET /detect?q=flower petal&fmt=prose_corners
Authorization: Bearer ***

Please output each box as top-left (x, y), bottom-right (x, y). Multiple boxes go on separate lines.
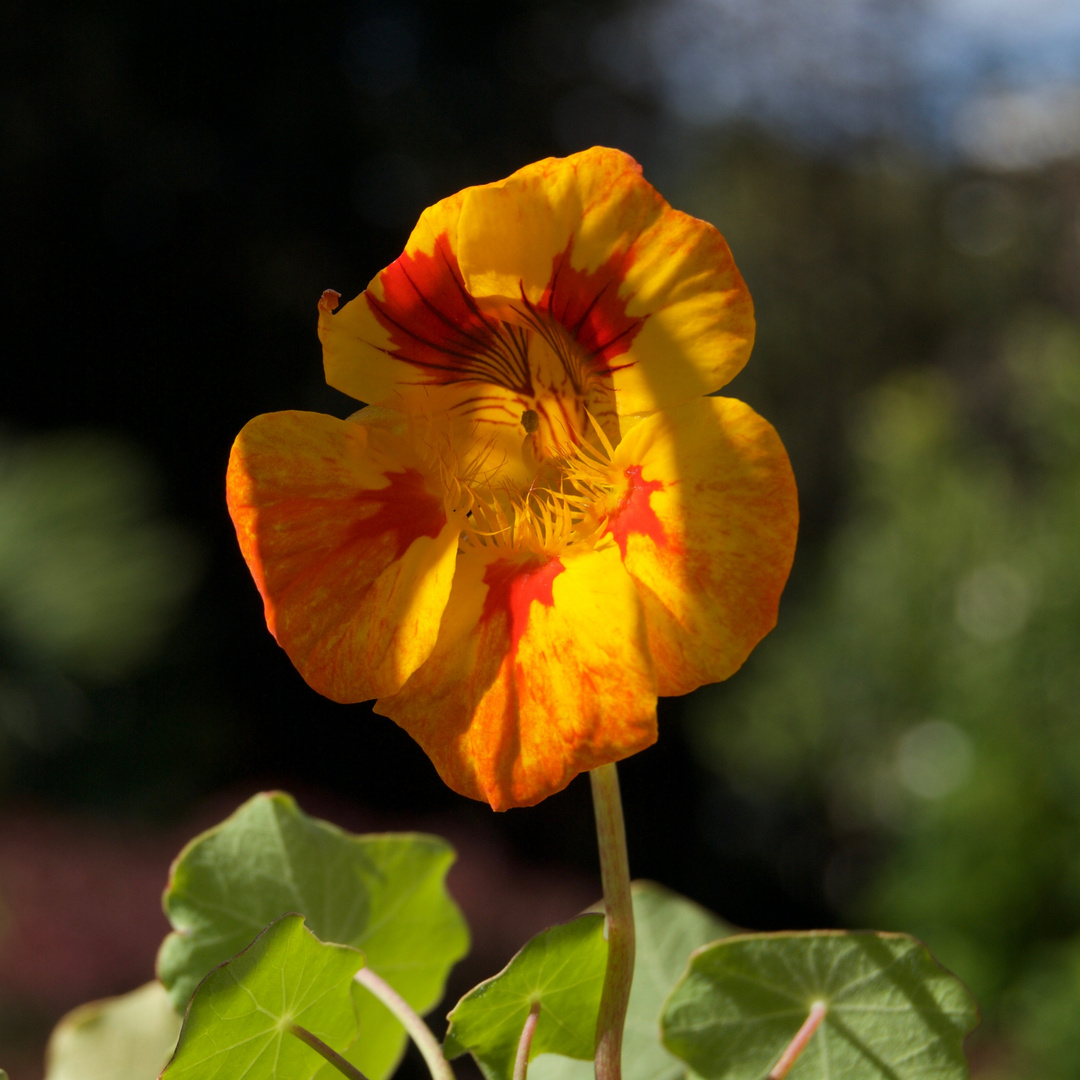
top-left (319, 197), bottom-right (537, 487)
top-left (606, 397), bottom-right (798, 697)
top-left (318, 188), bottom-right (471, 406)
top-left (455, 146), bottom-right (755, 413)
top-left (375, 545), bottom-right (658, 810)
top-left (319, 148), bottom-right (753, 430)
top-left (226, 411), bottom-right (460, 702)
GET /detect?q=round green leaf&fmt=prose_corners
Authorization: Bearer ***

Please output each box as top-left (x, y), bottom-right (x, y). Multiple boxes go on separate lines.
top-left (662, 931), bottom-right (979, 1080)
top-left (444, 913), bottom-right (608, 1080)
top-left (157, 791), bottom-right (469, 1079)
top-left (161, 913), bottom-right (364, 1080)
top-left (44, 981), bottom-right (181, 1080)
top-left (531, 881), bottom-right (734, 1080)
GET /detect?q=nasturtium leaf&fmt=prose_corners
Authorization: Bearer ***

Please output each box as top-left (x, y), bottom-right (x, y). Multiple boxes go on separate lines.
top-left (44, 981), bottom-right (181, 1080)
top-left (161, 913), bottom-right (364, 1080)
top-left (444, 913), bottom-right (608, 1080)
top-left (157, 791), bottom-right (468, 1080)
top-left (531, 881), bottom-right (734, 1080)
top-left (662, 931), bottom-right (979, 1080)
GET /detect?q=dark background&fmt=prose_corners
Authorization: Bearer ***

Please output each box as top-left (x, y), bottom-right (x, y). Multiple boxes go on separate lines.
top-left (4, 1), bottom-right (1080, 1076)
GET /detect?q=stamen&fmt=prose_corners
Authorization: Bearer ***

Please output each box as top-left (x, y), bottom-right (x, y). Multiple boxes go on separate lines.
top-left (583, 409), bottom-right (617, 461)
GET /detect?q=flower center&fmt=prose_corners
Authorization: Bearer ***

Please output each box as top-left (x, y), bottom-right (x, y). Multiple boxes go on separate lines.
top-left (476, 302), bottom-right (621, 462)
top-left (448, 410), bottom-right (621, 562)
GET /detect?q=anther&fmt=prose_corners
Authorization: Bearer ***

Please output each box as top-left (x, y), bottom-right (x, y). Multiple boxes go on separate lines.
top-left (521, 409), bottom-right (540, 434)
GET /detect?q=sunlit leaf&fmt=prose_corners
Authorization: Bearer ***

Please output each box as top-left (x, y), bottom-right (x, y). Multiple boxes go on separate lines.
top-left (161, 913), bottom-right (363, 1080)
top-left (662, 931), bottom-right (979, 1080)
top-left (444, 914), bottom-right (608, 1080)
top-left (530, 881), bottom-right (734, 1080)
top-left (157, 791), bottom-right (468, 1080)
top-left (44, 981), bottom-right (181, 1080)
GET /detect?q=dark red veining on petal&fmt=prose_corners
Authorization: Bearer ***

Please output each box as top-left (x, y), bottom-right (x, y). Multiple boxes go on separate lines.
top-left (607, 465), bottom-right (667, 559)
top-left (536, 240), bottom-right (645, 373)
top-left (482, 557), bottom-right (566, 658)
top-left (367, 234), bottom-right (534, 395)
top-left (345, 468), bottom-right (445, 562)
top-left (367, 232), bottom-right (646, 398)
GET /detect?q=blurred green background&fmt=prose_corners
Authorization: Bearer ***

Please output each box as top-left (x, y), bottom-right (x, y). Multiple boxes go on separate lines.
top-left (3, 0), bottom-right (1080, 1076)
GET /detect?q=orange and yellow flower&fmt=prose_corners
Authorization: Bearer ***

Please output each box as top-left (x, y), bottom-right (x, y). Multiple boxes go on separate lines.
top-left (226, 147), bottom-right (797, 811)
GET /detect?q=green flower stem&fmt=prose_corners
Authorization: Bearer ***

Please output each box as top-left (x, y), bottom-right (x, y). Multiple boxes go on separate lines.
top-left (768, 1001), bottom-right (827, 1079)
top-left (355, 967), bottom-right (456, 1080)
top-left (589, 762), bottom-right (635, 1080)
top-left (513, 1000), bottom-right (542, 1080)
top-left (289, 1024), bottom-right (370, 1080)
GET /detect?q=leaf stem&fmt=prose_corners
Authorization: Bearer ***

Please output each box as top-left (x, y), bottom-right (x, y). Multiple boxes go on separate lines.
top-left (513, 1000), bottom-right (542, 1080)
top-left (589, 762), bottom-right (635, 1080)
top-left (768, 1001), bottom-right (827, 1079)
top-left (289, 1024), bottom-right (370, 1080)
top-left (355, 966), bottom-right (456, 1080)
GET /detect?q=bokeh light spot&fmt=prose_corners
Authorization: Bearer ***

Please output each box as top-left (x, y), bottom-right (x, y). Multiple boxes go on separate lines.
top-left (895, 720), bottom-right (974, 800)
top-left (955, 562), bottom-right (1032, 642)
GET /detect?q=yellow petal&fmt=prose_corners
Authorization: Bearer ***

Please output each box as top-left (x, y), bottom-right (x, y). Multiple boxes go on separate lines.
top-left (456, 146), bottom-right (754, 414)
top-left (319, 188), bottom-right (469, 405)
top-left (612, 206), bottom-right (754, 414)
top-left (226, 411), bottom-right (460, 702)
top-left (375, 544), bottom-right (658, 810)
top-left (606, 396), bottom-right (798, 696)
top-left (319, 148), bottom-right (753, 442)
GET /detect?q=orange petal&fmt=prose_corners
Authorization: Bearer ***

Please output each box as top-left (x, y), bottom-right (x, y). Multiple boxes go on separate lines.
top-left (606, 396), bottom-right (798, 697)
top-left (226, 411), bottom-right (460, 702)
top-left (375, 545), bottom-right (658, 811)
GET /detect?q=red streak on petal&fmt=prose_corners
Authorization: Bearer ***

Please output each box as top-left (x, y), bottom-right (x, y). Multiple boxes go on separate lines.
top-left (540, 241), bottom-right (645, 371)
top-left (607, 465), bottom-right (667, 559)
top-left (345, 468), bottom-right (445, 562)
top-left (482, 557), bottom-right (566, 658)
top-left (366, 230), bottom-right (647, 394)
top-left (368, 235), bottom-right (532, 394)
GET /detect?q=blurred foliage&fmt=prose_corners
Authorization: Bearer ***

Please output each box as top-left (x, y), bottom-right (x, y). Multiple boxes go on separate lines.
top-left (0, 430), bottom-right (199, 752)
top-left (674, 137), bottom-right (1078, 547)
top-left (689, 312), bottom-right (1080, 1075)
top-left (44, 981), bottom-right (180, 1080)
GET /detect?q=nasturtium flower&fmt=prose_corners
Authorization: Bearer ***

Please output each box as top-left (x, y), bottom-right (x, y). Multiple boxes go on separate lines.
top-left (227, 147), bottom-right (797, 811)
